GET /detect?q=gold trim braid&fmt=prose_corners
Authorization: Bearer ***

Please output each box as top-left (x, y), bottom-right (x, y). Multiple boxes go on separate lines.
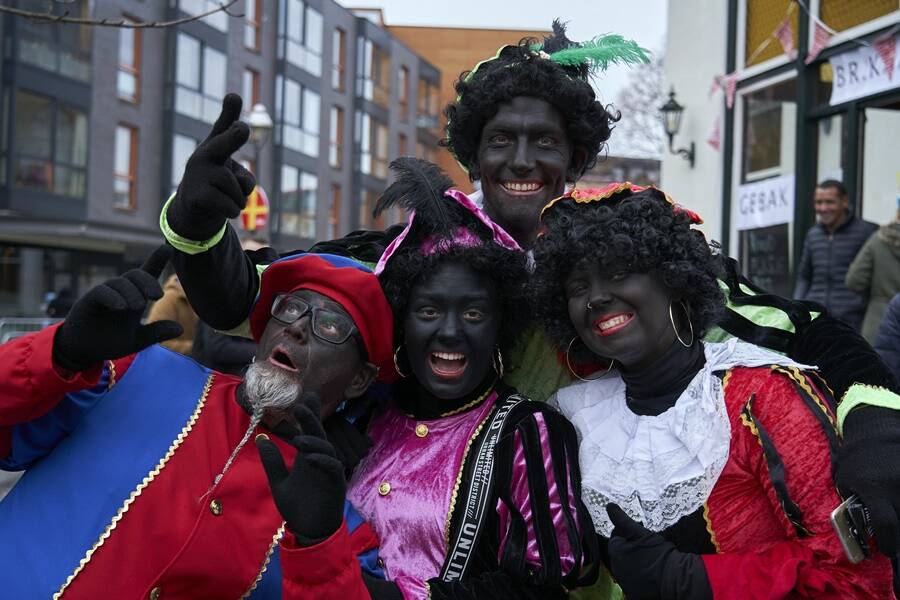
top-left (54, 374), bottom-right (215, 599)
top-left (701, 503), bottom-right (721, 553)
top-left (241, 523), bottom-right (286, 598)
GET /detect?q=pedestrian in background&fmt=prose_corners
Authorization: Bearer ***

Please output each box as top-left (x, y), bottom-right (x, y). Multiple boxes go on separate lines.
top-left (794, 180), bottom-right (878, 330)
top-left (875, 293), bottom-right (900, 386)
top-left (847, 199), bottom-right (900, 342)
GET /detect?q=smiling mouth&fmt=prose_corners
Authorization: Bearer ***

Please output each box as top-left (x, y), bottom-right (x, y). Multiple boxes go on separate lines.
top-left (593, 313), bottom-right (634, 337)
top-left (430, 351), bottom-right (468, 379)
top-left (501, 181), bottom-right (544, 195)
top-left (268, 344), bottom-right (299, 372)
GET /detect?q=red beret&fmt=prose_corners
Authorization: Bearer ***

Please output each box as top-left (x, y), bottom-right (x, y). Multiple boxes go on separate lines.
top-left (249, 253), bottom-right (395, 382)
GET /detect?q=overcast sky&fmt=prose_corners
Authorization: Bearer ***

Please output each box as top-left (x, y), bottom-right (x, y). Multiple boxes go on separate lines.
top-left (339, 0), bottom-right (668, 105)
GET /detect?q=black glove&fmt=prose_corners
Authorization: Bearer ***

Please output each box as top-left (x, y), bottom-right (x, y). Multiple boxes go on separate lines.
top-left (256, 394), bottom-right (346, 546)
top-left (52, 245), bottom-right (183, 372)
top-left (323, 415), bottom-right (373, 470)
top-left (167, 93), bottom-right (256, 241)
top-left (606, 504), bottom-right (711, 600)
top-left (836, 406), bottom-right (900, 556)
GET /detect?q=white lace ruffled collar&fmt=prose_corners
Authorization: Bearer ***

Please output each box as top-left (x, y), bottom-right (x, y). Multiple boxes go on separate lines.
top-left (553, 339), bottom-right (812, 536)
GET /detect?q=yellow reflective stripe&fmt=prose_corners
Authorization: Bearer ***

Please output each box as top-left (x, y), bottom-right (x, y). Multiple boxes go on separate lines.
top-left (837, 384), bottom-right (900, 434)
top-left (159, 194), bottom-right (228, 255)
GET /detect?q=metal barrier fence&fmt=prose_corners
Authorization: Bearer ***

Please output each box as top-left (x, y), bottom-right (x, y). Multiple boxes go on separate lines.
top-left (0, 318), bottom-right (62, 343)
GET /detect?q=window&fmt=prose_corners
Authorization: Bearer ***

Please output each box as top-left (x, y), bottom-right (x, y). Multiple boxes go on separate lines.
top-left (356, 39), bottom-right (390, 107)
top-left (276, 76), bottom-right (320, 156)
top-left (172, 134), bottom-right (198, 190)
top-left (242, 68), bottom-right (260, 108)
top-left (398, 132), bottom-right (408, 157)
top-left (328, 184), bottom-right (341, 239)
top-left (114, 124), bottom-right (138, 209)
top-left (279, 0), bottom-right (323, 76)
top-left (117, 18), bottom-right (141, 102)
top-left (332, 29), bottom-right (346, 91)
top-left (179, 0), bottom-right (228, 32)
top-left (358, 189), bottom-right (383, 229)
top-left (17, 0), bottom-right (91, 82)
top-left (355, 111), bottom-right (389, 179)
top-left (329, 106), bottom-right (344, 168)
top-left (398, 66), bottom-right (410, 122)
top-left (741, 79), bottom-right (797, 182)
top-left (244, 0), bottom-right (262, 51)
top-left (416, 140), bottom-right (436, 163)
top-left (175, 33), bottom-right (227, 124)
top-left (417, 78), bottom-right (439, 129)
top-left (14, 91), bottom-right (88, 198)
top-left (281, 165), bottom-right (317, 238)
top-left (820, 0), bottom-right (898, 33)
top-left (744, 0), bottom-right (796, 67)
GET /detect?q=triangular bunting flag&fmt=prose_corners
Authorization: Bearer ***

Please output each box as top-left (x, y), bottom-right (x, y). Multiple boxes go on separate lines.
top-left (774, 15), bottom-right (797, 60)
top-left (724, 73), bottom-right (738, 109)
top-left (874, 34), bottom-right (896, 80)
top-left (805, 20), bottom-right (832, 65)
top-left (709, 75), bottom-right (722, 98)
top-left (707, 115), bottom-right (721, 151)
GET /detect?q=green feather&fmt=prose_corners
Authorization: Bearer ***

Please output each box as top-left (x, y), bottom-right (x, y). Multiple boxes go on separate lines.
top-left (534, 34), bottom-right (651, 71)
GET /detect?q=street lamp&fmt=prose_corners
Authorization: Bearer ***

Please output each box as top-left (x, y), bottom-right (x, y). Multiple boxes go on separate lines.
top-left (659, 88), bottom-right (695, 168)
top-left (246, 103), bottom-right (273, 240)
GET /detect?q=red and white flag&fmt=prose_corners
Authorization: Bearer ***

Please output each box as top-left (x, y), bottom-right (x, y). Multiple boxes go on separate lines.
top-left (805, 20), bottom-right (832, 65)
top-left (723, 73), bottom-right (738, 109)
top-left (874, 34), bottom-right (897, 80)
top-left (709, 75), bottom-right (721, 98)
top-left (707, 115), bottom-right (721, 151)
top-left (774, 16), bottom-right (797, 60)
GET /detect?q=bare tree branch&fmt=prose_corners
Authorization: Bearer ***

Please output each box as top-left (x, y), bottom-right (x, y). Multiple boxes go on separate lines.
top-left (0, 0), bottom-right (242, 28)
top-left (609, 55), bottom-right (666, 159)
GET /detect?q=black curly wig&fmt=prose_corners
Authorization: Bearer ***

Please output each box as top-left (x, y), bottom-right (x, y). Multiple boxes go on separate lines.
top-left (443, 20), bottom-right (620, 180)
top-left (530, 188), bottom-right (723, 364)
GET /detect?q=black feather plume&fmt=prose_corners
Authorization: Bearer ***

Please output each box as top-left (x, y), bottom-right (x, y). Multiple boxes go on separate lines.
top-left (374, 157), bottom-right (458, 239)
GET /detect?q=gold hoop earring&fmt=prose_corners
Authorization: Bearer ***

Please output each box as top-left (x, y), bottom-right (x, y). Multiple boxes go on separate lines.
top-left (492, 346), bottom-right (504, 378)
top-left (565, 336), bottom-right (614, 382)
top-left (668, 301), bottom-right (695, 347)
top-left (393, 346), bottom-right (409, 378)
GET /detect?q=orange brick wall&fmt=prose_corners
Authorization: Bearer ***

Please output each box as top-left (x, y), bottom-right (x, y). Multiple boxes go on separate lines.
top-left (389, 26), bottom-right (550, 191)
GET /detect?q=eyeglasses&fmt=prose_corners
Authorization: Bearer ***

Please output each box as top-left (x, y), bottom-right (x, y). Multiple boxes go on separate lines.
top-left (270, 293), bottom-right (358, 345)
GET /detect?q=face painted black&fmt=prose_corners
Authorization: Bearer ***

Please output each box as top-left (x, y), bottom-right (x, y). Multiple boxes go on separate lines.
top-left (564, 262), bottom-right (677, 372)
top-left (475, 96), bottom-right (578, 248)
top-left (404, 262), bottom-right (499, 400)
top-left (256, 289), bottom-right (375, 418)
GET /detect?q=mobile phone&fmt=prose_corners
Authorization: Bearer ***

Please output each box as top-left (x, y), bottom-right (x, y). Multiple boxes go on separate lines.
top-left (830, 494), bottom-right (873, 564)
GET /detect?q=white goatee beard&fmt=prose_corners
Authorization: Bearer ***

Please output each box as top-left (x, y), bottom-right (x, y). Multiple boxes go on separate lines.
top-left (202, 361), bottom-right (302, 500)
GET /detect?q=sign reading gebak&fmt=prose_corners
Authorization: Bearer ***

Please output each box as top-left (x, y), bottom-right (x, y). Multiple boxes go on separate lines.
top-left (830, 36), bottom-right (900, 106)
top-left (735, 174), bottom-right (795, 231)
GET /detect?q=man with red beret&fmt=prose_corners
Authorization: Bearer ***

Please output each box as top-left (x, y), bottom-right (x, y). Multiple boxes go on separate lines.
top-left (0, 245), bottom-right (396, 599)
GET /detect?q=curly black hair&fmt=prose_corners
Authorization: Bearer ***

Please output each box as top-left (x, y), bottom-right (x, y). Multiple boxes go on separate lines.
top-left (530, 188), bottom-right (723, 364)
top-left (443, 21), bottom-right (619, 180)
top-left (379, 243), bottom-right (529, 363)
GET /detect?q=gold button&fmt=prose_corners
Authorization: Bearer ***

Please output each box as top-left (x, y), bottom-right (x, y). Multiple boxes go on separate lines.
top-left (378, 482), bottom-right (391, 496)
top-left (255, 433), bottom-right (269, 442)
top-left (415, 424), bottom-right (428, 438)
top-left (149, 587), bottom-right (161, 600)
top-left (209, 499), bottom-right (223, 516)
top-left (377, 557), bottom-right (385, 568)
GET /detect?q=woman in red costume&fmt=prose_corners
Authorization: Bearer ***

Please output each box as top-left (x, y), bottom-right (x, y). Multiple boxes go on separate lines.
top-left (529, 183), bottom-right (895, 599)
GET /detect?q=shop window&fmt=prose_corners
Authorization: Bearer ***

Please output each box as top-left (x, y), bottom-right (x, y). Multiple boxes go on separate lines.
top-left (114, 124), bottom-right (138, 210)
top-left (815, 114), bottom-right (845, 186)
top-left (281, 165), bottom-right (317, 238)
top-left (118, 17), bottom-right (141, 103)
top-left (820, 0), bottom-right (898, 33)
top-left (329, 106), bottom-right (344, 168)
top-left (17, 0), bottom-right (91, 82)
top-left (171, 133), bottom-right (198, 191)
top-left (14, 91), bottom-right (87, 198)
top-left (744, 0), bottom-right (796, 67)
top-left (244, 0), bottom-right (262, 51)
top-left (179, 0), bottom-right (228, 32)
top-left (357, 39), bottom-right (390, 108)
top-left (861, 101), bottom-right (900, 224)
top-left (741, 79), bottom-right (797, 182)
top-left (276, 76), bottom-right (320, 157)
top-left (175, 33), bottom-right (226, 124)
top-left (355, 111), bottom-right (388, 179)
top-left (333, 29), bottom-right (347, 92)
top-left (279, 0), bottom-right (323, 76)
